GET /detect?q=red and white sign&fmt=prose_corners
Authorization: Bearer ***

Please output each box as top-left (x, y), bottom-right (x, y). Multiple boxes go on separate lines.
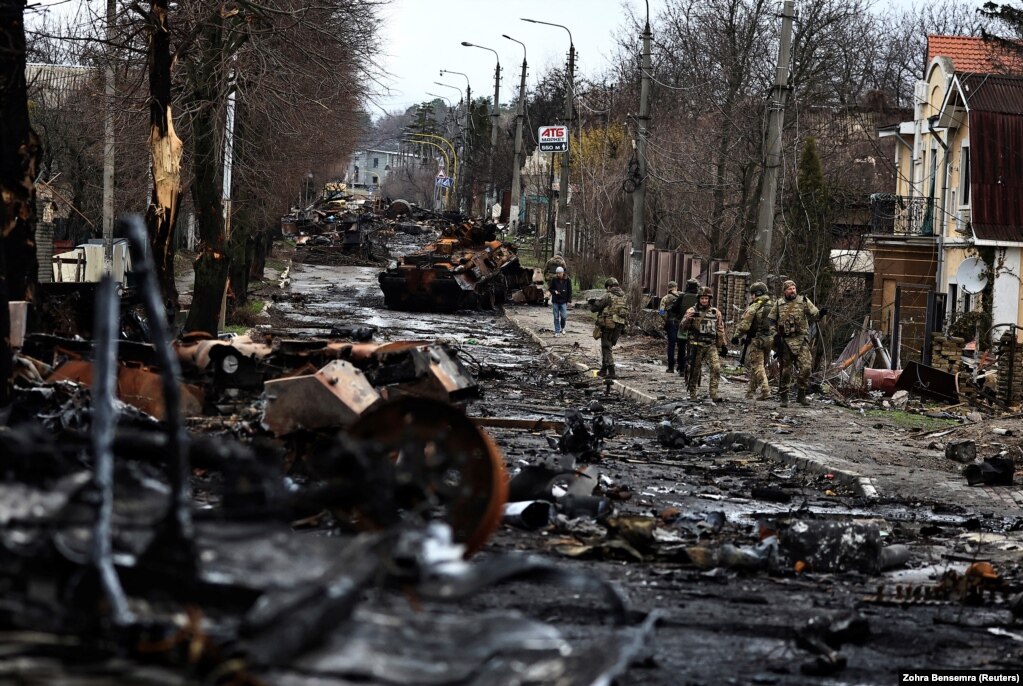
top-left (538, 125), bottom-right (568, 153)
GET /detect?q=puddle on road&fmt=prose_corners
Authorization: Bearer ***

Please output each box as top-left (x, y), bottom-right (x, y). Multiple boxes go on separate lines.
top-left (273, 262), bottom-right (529, 367)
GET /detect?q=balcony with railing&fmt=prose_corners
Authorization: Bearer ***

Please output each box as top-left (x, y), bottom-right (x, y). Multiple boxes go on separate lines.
top-left (869, 194), bottom-right (934, 237)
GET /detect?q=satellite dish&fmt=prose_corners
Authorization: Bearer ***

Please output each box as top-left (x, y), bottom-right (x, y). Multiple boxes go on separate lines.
top-left (956, 257), bottom-right (988, 294)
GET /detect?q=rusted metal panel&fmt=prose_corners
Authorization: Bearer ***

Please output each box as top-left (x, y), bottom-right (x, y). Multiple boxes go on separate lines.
top-left (48, 359), bottom-right (205, 419)
top-left (262, 360), bottom-right (381, 436)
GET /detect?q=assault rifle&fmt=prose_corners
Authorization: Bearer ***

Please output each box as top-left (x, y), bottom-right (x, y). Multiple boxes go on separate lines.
top-left (686, 342), bottom-right (702, 388)
top-left (738, 329), bottom-right (755, 366)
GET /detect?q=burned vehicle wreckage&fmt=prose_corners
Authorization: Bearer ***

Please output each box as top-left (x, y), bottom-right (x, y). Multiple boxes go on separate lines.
top-left (378, 218), bottom-right (533, 312)
top-left (0, 218), bottom-right (657, 684)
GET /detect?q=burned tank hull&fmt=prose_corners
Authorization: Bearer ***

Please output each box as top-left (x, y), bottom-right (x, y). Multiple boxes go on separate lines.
top-left (379, 225), bottom-right (532, 312)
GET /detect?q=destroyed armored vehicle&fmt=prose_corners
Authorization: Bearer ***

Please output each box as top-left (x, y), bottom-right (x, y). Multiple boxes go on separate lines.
top-left (378, 221), bottom-right (532, 311)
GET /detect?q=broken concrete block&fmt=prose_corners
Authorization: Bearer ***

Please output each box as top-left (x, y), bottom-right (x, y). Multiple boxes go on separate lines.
top-left (945, 440), bottom-right (976, 464)
top-left (262, 360), bottom-right (380, 436)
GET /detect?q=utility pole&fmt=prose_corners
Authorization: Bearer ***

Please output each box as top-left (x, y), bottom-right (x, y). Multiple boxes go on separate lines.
top-left (103, 0), bottom-right (116, 259)
top-left (463, 82), bottom-right (470, 213)
top-left (628, 7), bottom-right (651, 286)
top-left (490, 62), bottom-right (500, 218)
top-left (556, 44), bottom-right (574, 256)
top-left (504, 34), bottom-right (527, 233)
top-left (752, 0), bottom-right (795, 282)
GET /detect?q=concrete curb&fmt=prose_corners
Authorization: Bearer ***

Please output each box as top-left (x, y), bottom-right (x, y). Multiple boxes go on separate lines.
top-left (505, 309), bottom-right (878, 496)
top-left (504, 311), bottom-right (658, 404)
top-left (725, 432), bottom-right (880, 499)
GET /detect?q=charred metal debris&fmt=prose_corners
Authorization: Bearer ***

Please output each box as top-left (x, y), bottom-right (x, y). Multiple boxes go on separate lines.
top-left (0, 215), bottom-right (660, 684)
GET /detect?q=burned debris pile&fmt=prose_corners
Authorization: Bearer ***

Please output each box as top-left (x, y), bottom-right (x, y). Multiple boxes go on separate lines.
top-left (0, 217), bottom-right (662, 684)
top-left (379, 218), bottom-right (533, 312)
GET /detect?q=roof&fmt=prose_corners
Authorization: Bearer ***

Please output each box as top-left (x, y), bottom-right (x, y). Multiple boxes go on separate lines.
top-left (927, 35), bottom-right (1023, 74)
top-left (957, 72), bottom-right (1023, 113)
top-left (831, 250), bottom-right (873, 274)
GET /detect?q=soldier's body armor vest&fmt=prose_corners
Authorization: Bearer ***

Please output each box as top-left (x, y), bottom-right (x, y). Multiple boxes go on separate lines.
top-left (691, 306), bottom-right (720, 344)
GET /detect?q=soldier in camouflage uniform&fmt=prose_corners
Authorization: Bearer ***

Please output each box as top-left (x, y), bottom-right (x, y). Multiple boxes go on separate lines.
top-left (680, 287), bottom-right (726, 402)
top-left (658, 281), bottom-right (682, 373)
top-left (768, 279), bottom-right (826, 407)
top-left (589, 277), bottom-right (628, 379)
top-left (731, 282), bottom-right (774, 400)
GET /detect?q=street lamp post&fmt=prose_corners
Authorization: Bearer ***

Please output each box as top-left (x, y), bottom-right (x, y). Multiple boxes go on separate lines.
top-left (522, 18), bottom-right (574, 257)
top-left (461, 41), bottom-right (501, 219)
top-left (503, 34), bottom-right (527, 233)
top-left (440, 69), bottom-right (472, 213)
top-left (434, 79), bottom-right (467, 208)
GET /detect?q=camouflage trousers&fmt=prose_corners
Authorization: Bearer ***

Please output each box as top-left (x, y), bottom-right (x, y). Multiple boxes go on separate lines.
top-left (600, 324), bottom-right (624, 370)
top-left (687, 343), bottom-right (721, 399)
top-left (746, 337), bottom-right (772, 396)
top-left (778, 339), bottom-right (812, 394)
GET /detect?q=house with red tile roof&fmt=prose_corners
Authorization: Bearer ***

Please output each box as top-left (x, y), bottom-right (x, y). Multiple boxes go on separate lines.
top-left (871, 35), bottom-right (1023, 364)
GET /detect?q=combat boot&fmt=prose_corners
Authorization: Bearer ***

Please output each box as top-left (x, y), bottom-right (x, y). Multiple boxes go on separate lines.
top-left (666, 365), bottom-right (675, 374)
top-left (597, 365), bottom-right (607, 377)
top-left (607, 365), bottom-right (616, 379)
top-left (744, 389), bottom-right (754, 400)
top-left (780, 394), bottom-right (789, 407)
top-left (689, 388), bottom-right (698, 401)
top-left (797, 390), bottom-right (810, 406)
top-left (757, 390), bottom-right (771, 401)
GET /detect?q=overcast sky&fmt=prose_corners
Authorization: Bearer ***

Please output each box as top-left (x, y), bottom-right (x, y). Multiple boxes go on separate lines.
top-left (372, 0), bottom-right (663, 116)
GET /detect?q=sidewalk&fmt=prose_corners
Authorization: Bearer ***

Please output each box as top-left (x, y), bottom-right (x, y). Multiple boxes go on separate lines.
top-left (504, 300), bottom-right (1023, 516)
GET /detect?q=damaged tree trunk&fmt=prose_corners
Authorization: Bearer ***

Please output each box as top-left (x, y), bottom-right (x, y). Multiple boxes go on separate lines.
top-left (0, 1), bottom-right (42, 405)
top-left (145, 0), bottom-right (182, 317)
top-left (183, 16), bottom-right (230, 336)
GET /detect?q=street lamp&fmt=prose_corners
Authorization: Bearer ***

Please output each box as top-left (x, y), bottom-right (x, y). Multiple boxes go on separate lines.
top-left (502, 33), bottom-right (527, 232)
top-left (441, 69), bottom-right (474, 213)
top-left (462, 42), bottom-right (502, 217)
top-left (426, 91), bottom-right (454, 109)
top-left (522, 18), bottom-right (574, 257)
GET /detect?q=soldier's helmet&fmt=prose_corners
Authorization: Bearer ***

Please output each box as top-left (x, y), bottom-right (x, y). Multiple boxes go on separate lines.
top-left (699, 287), bottom-right (713, 298)
top-left (605, 277), bottom-right (619, 288)
top-left (667, 280), bottom-right (678, 290)
top-left (749, 281), bottom-right (768, 296)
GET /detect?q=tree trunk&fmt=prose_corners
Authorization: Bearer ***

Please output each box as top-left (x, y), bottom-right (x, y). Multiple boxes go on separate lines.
top-left (0, 1), bottom-right (41, 405)
top-left (183, 19), bottom-right (229, 336)
top-left (146, 0), bottom-right (182, 318)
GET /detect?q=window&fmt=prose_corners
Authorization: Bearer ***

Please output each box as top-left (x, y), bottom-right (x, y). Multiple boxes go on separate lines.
top-left (372, 175), bottom-right (379, 184)
top-left (373, 157), bottom-right (379, 168)
top-left (959, 144), bottom-right (971, 206)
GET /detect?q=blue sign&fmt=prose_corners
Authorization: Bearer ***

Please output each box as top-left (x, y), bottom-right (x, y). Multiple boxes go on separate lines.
top-left (439, 177), bottom-right (453, 188)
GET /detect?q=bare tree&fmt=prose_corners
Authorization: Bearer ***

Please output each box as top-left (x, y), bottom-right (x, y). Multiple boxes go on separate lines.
top-left (0, 0), bottom-right (42, 405)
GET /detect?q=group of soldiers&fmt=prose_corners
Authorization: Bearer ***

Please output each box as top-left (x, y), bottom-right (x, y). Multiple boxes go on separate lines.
top-left (659, 278), bottom-right (827, 406)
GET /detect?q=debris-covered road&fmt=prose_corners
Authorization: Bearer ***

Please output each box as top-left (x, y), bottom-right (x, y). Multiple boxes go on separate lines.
top-left (3, 217), bottom-right (1023, 685)
top-left (268, 245), bottom-right (1023, 684)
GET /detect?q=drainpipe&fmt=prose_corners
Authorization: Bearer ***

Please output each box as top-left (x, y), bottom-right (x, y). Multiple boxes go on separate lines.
top-left (928, 115), bottom-right (948, 300)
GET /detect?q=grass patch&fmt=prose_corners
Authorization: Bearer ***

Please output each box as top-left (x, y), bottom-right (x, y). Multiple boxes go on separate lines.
top-left (223, 324), bottom-right (250, 335)
top-left (226, 297), bottom-right (265, 328)
top-left (859, 408), bottom-right (961, 432)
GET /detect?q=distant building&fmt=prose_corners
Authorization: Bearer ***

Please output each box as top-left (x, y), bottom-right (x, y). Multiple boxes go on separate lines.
top-left (344, 149), bottom-right (412, 191)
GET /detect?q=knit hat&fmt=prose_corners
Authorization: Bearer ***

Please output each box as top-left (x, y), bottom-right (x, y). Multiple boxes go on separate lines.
top-left (782, 280), bottom-right (796, 290)
top-left (556, 266), bottom-right (565, 273)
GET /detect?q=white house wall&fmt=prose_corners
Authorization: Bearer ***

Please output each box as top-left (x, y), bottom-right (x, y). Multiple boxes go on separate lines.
top-left (992, 247), bottom-right (1022, 340)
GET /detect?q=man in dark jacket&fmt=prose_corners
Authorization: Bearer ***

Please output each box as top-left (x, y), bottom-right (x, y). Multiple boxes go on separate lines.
top-left (549, 266), bottom-right (572, 337)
